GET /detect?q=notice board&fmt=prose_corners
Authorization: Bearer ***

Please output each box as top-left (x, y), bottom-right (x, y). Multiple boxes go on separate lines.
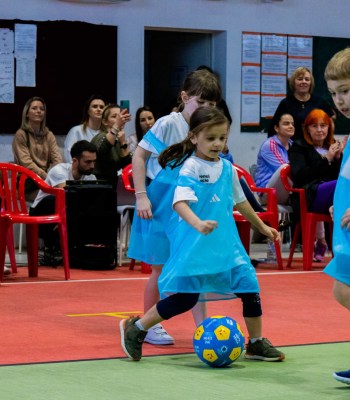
top-left (241, 32), bottom-right (350, 135)
top-left (0, 20), bottom-right (117, 135)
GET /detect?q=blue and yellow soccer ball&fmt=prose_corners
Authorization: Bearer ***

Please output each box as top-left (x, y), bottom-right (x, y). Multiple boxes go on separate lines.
top-left (193, 315), bottom-right (245, 367)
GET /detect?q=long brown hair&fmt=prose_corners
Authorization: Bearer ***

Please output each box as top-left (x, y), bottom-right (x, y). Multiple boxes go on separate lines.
top-left (135, 106), bottom-right (155, 142)
top-left (21, 96), bottom-right (47, 133)
top-left (159, 106), bottom-right (228, 169)
top-left (303, 109), bottom-right (335, 148)
top-left (176, 69), bottom-right (222, 111)
top-left (81, 94), bottom-right (106, 132)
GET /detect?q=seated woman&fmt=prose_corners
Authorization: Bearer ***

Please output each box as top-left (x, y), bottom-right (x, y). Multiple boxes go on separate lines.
top-left (289, 109), bottom-right (345, 262)
top-left (12, 96), bottom-right (62, 201)
top-left (64, 94), bottom-right (105, 162)
top-left (91, 103), bottom-right (132, 188)
top-left (255, 113), bottom-right (295, 206)
top-left (127, 106), bottom-right (156, 154)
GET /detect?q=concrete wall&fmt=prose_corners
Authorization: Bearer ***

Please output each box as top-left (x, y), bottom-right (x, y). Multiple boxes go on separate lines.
top-left (2, 0), bottom-right (350, 169)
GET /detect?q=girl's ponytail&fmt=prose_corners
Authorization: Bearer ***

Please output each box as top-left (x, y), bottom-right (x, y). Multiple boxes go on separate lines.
top-left (159, 136), bottom-right (195, 169)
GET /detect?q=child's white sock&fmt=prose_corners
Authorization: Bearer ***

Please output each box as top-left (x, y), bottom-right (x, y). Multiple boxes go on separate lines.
top-left (250, 337), bottom-right (263, 343)
top-left (135, 319), bottom-right (147, 331)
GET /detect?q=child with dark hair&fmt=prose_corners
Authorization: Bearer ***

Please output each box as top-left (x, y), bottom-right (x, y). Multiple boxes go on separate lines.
top-left (120, 106), bottom-right (285, 363)
top-left (128, 69), bottom-right (222, 345)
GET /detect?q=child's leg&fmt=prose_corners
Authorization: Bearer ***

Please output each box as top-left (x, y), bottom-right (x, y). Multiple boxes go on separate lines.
top-left (140, 303), bottom-right (164, 330)
top-left (236, 292), bottom-right (285, 361)
top-left (333, 280), bottom-right (350, 311)
top-left (120, 293), bottom-right (199, 361)
top-left (143, 266), bottom-right (203, 341)
top-left (244, 315), bottom-right (262, 338)
top-left (144, 265), bottom-right (162, 312)
top-left (143, 264), bottom-right (175, 345)
top-left (236, 292), bottom-right (263, 338)
top-left (142, 293), bottom-right (199, 330)
top-left (191, 301), bottom-right (207, 326)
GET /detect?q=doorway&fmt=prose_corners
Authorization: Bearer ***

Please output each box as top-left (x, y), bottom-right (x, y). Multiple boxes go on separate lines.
top-left (144, 29), bottom-right (227, 119)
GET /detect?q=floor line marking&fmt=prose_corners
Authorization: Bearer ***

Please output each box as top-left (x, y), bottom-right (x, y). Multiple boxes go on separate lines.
top-left (1, 341), bottom-right (349, 368)
top-left (256, 270), bottom-right (323, 276)
top-left (1, 277), bottom-right (150, 285)
top-left (1, 270), bottom-right (324, 286)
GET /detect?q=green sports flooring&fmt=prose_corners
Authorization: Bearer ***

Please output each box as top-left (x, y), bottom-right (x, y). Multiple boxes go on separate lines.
top-left (2, 342), bottom-right (350, 400)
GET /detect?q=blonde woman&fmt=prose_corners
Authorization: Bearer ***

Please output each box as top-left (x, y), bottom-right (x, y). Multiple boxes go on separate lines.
top-left (268, 67), bottom-right (334, 140)
top-left (91, 103), bottom-right (132, 187)
top-left (12, 96), bottom-right (62, 201)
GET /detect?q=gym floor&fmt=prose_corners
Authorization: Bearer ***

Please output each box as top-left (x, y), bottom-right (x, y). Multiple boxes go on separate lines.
top-left (1, 243), bottom-right (348, 399)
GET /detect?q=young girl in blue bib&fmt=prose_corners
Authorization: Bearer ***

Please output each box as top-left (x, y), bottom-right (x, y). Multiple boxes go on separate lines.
top-left (128, 69), bottom-right (222, 344)
top-left (121, 106), bottom-right (285, 363)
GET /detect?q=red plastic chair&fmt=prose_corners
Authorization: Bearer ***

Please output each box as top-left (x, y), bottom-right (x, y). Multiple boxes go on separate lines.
top-left (5, 228), bottom-right (17, 273)
top-left (120, 164), bottom-right (151, 274)
top-left (0, 163), bottom-right (70, 281)
top-left (280, 164), bottom-right (333, 270)
top-left (121, 164), bottom-right (134, 192)
top-left (233, 164), bottom-right (283, 270)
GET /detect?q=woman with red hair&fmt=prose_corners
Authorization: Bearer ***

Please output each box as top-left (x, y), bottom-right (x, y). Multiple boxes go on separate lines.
top-left (289, 109), bottom-right (346, 261)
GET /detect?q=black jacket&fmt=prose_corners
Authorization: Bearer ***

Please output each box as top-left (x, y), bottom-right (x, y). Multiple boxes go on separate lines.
top-left (289, 138), bottom-right (341, 209)
top-left (268, 95), bottom-right (333, 140)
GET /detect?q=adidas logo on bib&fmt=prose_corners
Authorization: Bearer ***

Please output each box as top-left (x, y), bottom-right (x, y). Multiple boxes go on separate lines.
top-left (210, 194), bottom-right (221, 203)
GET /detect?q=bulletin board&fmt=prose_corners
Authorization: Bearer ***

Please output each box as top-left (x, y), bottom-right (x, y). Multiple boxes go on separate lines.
top-left (0, 20), bottom-right (117, 135)
top-left (241, 32), bottom-right (350, 135)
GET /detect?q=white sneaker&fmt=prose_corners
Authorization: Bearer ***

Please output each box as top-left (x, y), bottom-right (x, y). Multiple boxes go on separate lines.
top-left (144, 323), bottom-right (175, 345)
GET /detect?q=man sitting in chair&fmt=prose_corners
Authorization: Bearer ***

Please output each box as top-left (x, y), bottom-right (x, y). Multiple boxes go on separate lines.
top-left (30, 140), bottom-right (97, 266)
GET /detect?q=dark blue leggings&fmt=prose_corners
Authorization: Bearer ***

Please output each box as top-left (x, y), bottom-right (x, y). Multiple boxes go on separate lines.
top-left (156, 292), bottom-right (262, 320)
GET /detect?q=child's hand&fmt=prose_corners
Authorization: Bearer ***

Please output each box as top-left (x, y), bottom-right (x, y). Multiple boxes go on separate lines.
top-left (136, 194), bottom-right (153, 219)
top-left (341, 207), bottom-right (350, 230)
top-left (329, 205), bottom-right (334, 221)
top-left (258, 224), bottom-right (280, 242)
top-left (194, 220), bottom-right (218, 235)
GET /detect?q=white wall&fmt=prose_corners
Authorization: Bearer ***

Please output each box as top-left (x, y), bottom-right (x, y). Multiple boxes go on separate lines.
top-left (2, 0), bottom-right (350, 169)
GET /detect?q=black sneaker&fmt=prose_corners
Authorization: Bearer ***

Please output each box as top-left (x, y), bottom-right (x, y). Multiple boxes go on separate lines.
top-left (51, 246), bottom-right (63, 267)
top-left (245, 338), bottom-right (285, 361)
top-left (120, 317), bottom-right (147, 361)
top-left (278, 219), bottom-right (292, 232)
top-left (39, 247), bottom-right (54, 266)
top-left (294, 243), bottom-right (303, 253)
top-left (39, 246), bottom-right (62, 267)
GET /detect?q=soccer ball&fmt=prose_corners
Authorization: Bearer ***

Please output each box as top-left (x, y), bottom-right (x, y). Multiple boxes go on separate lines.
top-left (193, 315), bottom-right (245, 368)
